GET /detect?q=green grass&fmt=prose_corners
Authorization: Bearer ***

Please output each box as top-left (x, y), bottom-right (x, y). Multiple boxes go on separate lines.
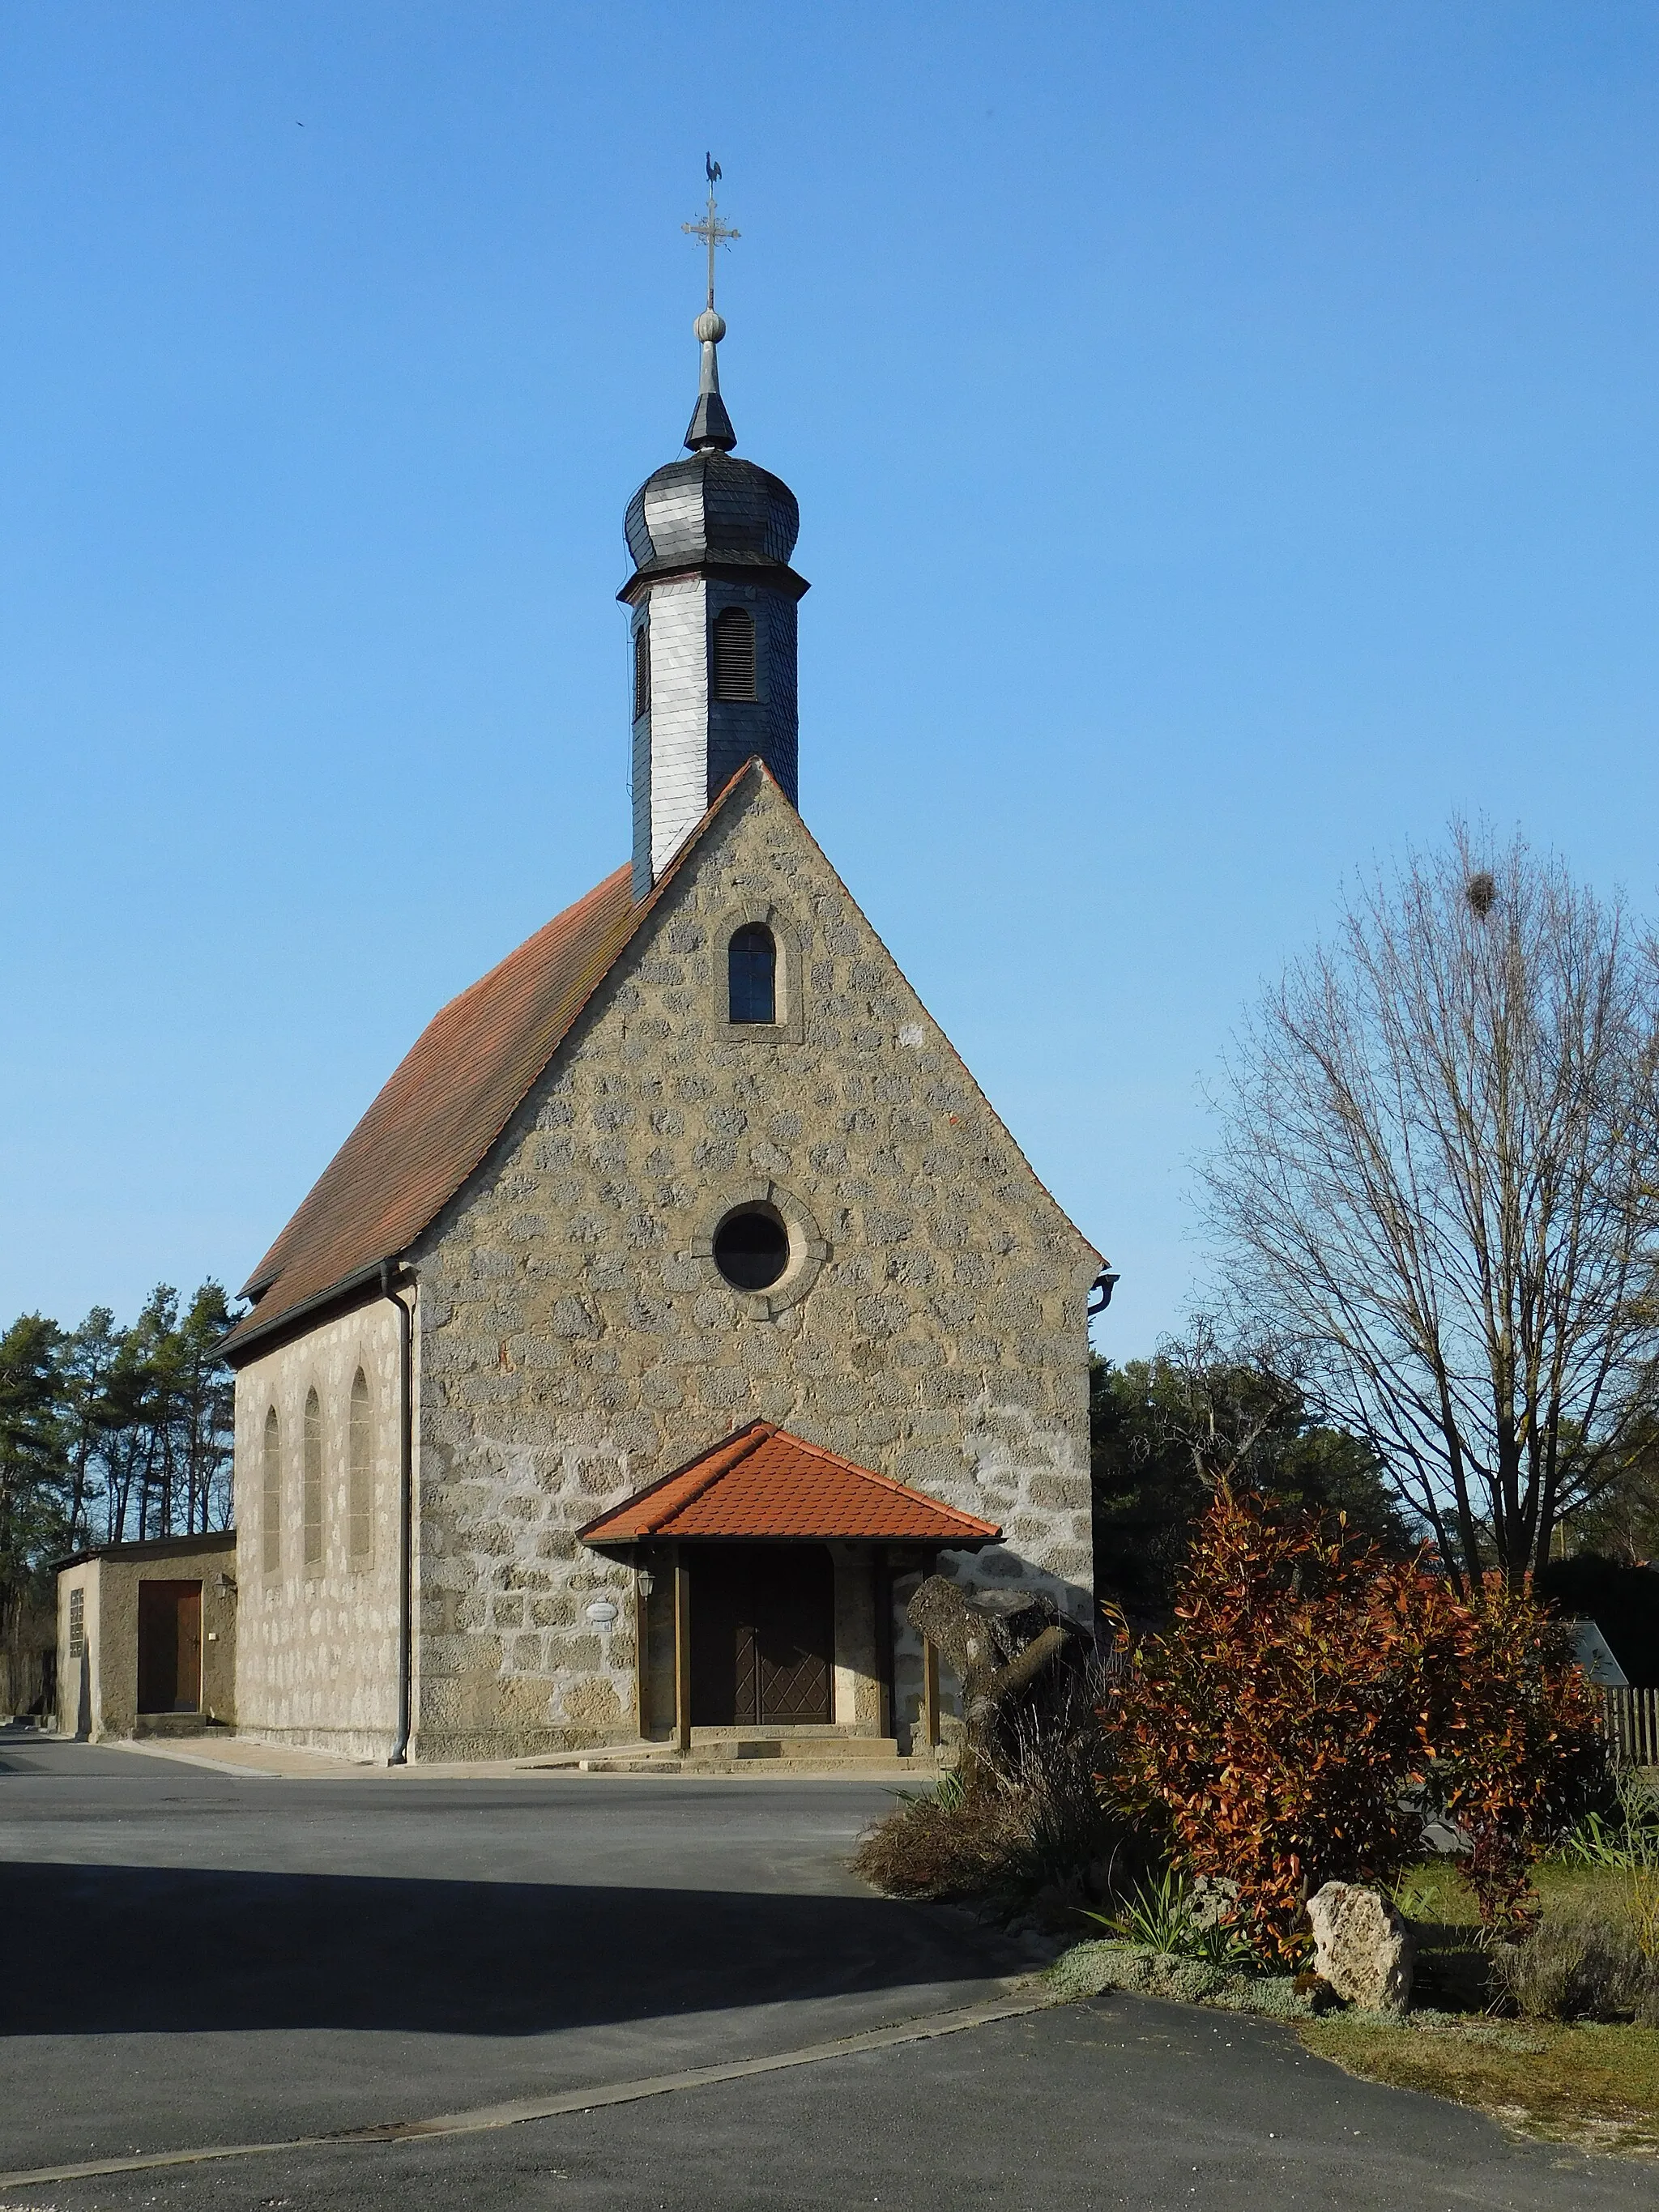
top-left (1297, 1857), bottom-right (1659, 2159)
top-left (1301, 2015), bottom-right (1659, 2159)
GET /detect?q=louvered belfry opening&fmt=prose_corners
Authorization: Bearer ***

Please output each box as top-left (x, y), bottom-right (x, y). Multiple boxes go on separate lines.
top-left (711, 606), bottom-right (757, 701)
top-left (632, 622), bottom-right (650, 721)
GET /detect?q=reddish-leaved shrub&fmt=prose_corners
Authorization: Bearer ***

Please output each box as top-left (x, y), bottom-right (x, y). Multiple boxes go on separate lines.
top-left (1106, 1490), bottom-right (1605, 1961)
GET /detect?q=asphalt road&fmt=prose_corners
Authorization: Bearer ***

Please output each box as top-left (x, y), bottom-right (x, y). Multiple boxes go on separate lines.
top-left (1, 1737), bottom-right (1651, 2210)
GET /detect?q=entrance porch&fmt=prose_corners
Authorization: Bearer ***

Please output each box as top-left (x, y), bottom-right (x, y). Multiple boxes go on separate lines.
top-left (578, 1420), bottom-right (1002, 1756)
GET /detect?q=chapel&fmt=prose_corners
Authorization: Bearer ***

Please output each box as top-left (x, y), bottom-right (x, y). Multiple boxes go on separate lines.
top-left (224, 245), bottom-right (1104, 1765)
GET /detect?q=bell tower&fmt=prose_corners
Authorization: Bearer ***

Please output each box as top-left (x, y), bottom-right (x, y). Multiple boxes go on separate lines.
top-left (620, 168), bottom-right (808, 897)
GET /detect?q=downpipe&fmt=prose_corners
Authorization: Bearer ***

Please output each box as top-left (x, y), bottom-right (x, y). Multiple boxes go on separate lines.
top-left (381, 1259), bottom-right (415, 1766)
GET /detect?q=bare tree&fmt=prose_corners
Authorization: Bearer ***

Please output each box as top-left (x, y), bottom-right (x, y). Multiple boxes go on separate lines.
top-left (1204, 823), bottom-right (1659, 1592)
top-left (1140, 1315), bottom-right (1307, 1492)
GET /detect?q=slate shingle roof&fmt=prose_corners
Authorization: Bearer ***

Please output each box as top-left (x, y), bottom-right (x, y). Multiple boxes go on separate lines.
top-left (577, 1421), bottom-right (1002, 1545)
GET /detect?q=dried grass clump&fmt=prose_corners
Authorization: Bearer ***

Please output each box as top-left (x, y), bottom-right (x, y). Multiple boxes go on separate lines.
top-left (851, 1779), bottom-right (1026, 1902)
top-left (854, 1654), bottom-right (1151, 1924)
top-left (1491, 1896), bottom-right (1659, 2026)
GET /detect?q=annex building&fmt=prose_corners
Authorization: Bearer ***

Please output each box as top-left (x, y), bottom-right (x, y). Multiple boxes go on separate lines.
top-left (223, 272), bottom-right (1104, 1765)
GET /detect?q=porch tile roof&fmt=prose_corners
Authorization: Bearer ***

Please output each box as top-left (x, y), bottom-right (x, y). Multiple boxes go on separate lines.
top-left (578, 1421), bottom-right (1002, 1546)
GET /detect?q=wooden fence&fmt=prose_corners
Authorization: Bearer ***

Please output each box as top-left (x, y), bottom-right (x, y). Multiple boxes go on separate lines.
top-left (1602, 1686), bottom-right (1659, 1766)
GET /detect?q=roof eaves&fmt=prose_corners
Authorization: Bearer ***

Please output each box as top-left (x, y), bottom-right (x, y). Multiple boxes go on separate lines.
top-left (223, 1259), bottom-right (400, 1366)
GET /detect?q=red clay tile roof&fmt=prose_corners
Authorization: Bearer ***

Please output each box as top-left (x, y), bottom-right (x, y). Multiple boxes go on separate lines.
top-left (226, 750), bottom-right (1097, 1362)
top-left (228, 764), bottom-right (788, 1359)
top-left (577, 1422), bottom-right (1003, 1545)
top-left (227, 861), bottom-right (641, 1353)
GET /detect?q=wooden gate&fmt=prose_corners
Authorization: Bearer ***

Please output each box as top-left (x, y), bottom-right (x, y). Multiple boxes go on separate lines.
top-left (689, 1545), bottom-right (834, 1727)
top-left (137, 1580), bottom-right (203, 1715)
top-left (1602, 1686), bottom-right (1659, 1765)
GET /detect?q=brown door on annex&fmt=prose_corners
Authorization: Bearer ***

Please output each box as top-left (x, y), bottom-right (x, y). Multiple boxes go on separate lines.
top-left (136, 1581), bottom-right (203, 1715)
top-left (689, 1545), bottom-right (834, 1726)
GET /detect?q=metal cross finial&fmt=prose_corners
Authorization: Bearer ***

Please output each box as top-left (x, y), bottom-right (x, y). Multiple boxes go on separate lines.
top-left (682, 154), bottom-right (739, 311)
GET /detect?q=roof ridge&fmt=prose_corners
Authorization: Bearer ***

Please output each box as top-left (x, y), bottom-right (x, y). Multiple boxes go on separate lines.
top-left (779, 1428), bottom-right (972, 1510)
top-left (577, 1421), bottom-right (1001, 1547)
top-left (634, 1421), bottom-right (778, 1536)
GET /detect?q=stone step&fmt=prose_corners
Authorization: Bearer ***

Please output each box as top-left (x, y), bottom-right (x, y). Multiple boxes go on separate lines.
top-left (704, 1736), bottom-right (901, 1763)
top-left (688, 1724), bottom-right (865, 1741)
top-left (573, 1737), bottom-right (930, 1778)
top-left (574, 1754), bottom-right (936, 1778)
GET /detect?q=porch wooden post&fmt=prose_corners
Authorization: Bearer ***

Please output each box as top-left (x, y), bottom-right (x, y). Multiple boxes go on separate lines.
top-left (873, 1550), bottom-right (895, 1741)
top-left (632, 1551), bottom-right (646, 1741)
top-left (921, 1634), bottom-right (940, 1753)
top-left (673, 1544), bottom-right (692, 1754)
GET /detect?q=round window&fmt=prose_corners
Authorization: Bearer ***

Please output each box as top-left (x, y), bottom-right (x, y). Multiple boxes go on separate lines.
top-left (712, 1207), bottom-right (790, 1291)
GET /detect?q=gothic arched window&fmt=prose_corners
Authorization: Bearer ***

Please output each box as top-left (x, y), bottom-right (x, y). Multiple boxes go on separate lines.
top-left (302, 1388), bottom-right (323, 1567)
top-left (262, 1407), bottom-right (281, 1575)
top-left (728, 923), bottom-right (777, 1025)
top-left (711, 606), bottom-right (757, 701)
top-left (348, 1368), bottom-right (373, 1565)
top-left (633, 622), bottom-right (650, 720)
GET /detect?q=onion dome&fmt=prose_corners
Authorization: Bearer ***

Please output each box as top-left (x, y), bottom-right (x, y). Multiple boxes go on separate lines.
top-left (621, 287), bottom-right (807, 897)
top-left (621, 308), bottom-right (807, 599)
top-left (624, 454), bottom-right (801, 587)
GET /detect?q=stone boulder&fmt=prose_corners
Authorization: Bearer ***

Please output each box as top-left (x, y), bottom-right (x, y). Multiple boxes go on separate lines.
top-left (1306, 1882), bottom-right (1414, 2013)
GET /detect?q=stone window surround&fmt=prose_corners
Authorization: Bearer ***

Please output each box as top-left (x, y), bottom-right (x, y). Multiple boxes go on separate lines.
top-left (301, 1388), bottom-right (324, 1567)
top-left (691, 1180), bottom-right (830, 1320)
top-left (714, 899), bottom-right (804, 1042)
top-left (348, 1366), bottom-right (375, 1570)
top-left (275, 1357), bottom-right (383, 1581)
top-left (261, 1404), bottom-right (282, 1577)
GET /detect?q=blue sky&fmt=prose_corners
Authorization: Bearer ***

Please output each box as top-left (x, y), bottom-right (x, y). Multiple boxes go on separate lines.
top-left (2, 2), bottom-right (1657, 1355)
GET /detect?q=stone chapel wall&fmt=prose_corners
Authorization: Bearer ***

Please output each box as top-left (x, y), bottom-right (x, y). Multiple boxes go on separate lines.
top-left (232, 1301), bottom-right (405, 1761)
top-left (409, 774), bottom-right (1098, 1761)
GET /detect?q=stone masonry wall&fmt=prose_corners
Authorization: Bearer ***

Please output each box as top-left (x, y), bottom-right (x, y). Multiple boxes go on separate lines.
top-left (232, 1301), bottom-right (404, 1762)
top-left (409, 771), bottom-right (1099, 1760)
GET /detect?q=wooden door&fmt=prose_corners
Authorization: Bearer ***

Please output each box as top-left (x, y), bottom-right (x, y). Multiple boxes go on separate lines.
top-left (689, 1546), bottom-right (834, 1726)
top-left (137, 1580), bottom-right (203, 1714)
top-left (175, 1584), bottom-right (203, 1711)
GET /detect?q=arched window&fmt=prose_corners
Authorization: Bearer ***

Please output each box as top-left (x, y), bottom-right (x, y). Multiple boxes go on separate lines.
top-left (711, 606), bottom-right (757, 701)
top-left (262, 1407), bottom-right (281, 1575)
top-left (302, 1388), bottom-right (323, 1568)
top-left (348, 1369), bottom-right (373, 1564)
top-left (728, 923), bottom-right (777, 1025)
top-left (632, 622), bottom-right (650, 720)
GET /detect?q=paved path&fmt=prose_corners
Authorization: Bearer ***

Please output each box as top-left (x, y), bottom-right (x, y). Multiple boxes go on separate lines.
top-left (1, 1738), bottom-right (1650, 2208)
top-left (0, 1738), bottom-right (1018, 2172)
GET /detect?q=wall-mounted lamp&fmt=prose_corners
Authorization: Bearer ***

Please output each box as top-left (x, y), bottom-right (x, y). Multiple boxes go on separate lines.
top-left (215, 1571), bottom-right (238, 1600)
top-left (636, 1569), bottom-right (655, 1600)
top-left (1087, 1268), bottom-right (1120, 1317)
